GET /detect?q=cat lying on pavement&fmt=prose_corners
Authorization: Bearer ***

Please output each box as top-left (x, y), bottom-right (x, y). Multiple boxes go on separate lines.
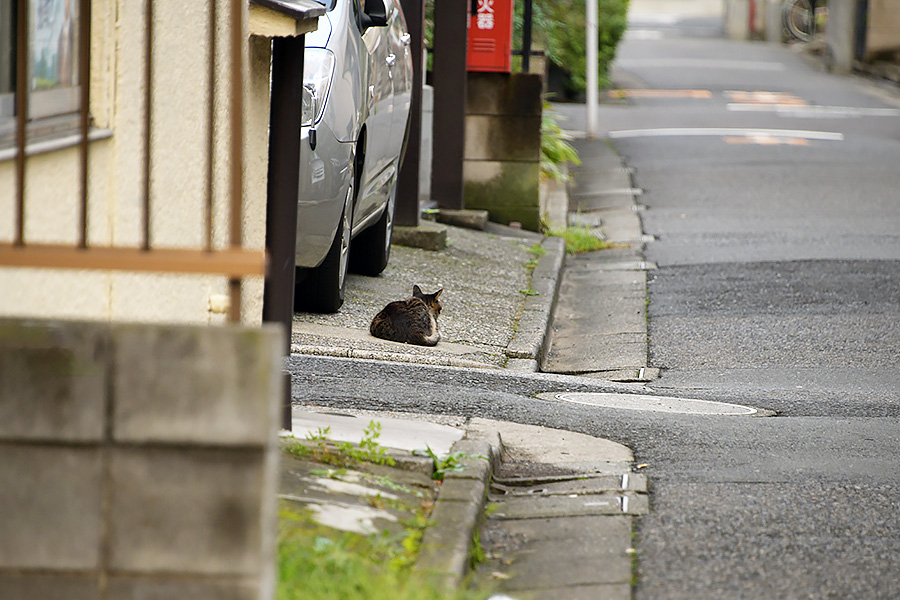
top-left (370, 285), bottom-right (443, 346)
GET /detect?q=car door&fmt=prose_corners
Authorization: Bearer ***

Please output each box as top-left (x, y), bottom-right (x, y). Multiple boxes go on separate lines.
top-left (354, 0), bottom-right (395, 226)
top-left (387, 0), bottom-right (413, 164)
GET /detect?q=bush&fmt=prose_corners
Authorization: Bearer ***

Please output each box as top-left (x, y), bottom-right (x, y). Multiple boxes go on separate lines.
top-left (516, 0), bottom-right (629, 97)
top-left (541, 103), bottom-right (581, 182)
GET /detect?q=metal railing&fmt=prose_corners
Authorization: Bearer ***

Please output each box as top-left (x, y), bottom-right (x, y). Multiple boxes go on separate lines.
top-left (1, 0), bottom-right (266, 323)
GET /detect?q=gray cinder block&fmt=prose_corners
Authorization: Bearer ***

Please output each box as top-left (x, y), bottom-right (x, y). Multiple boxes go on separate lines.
top-left (111, 324), bottom-right (283, 445)
top-left (105, 576), bottom-right (259, 600)
top-left (0, 573), bottom-right (100, 600)
top-left (0, 445), bottom-right (103, 569)
top-left (0, 320), bottom-right (107, 442)
top-left (107, 447), bottom-right (268, 575)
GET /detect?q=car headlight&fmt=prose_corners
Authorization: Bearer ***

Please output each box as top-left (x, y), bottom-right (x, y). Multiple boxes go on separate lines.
top-left (302, 48), bottom-right (335, 127)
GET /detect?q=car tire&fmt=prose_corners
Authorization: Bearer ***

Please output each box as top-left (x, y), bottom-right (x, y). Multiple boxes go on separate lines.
top-left (294, 171), bottom-right (355, 314)
top-left (349, 177), bottom-right (396, 276)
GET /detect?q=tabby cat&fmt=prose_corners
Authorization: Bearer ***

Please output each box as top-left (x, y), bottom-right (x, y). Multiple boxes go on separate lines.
top-left (370, 285), bottom-right (443, 346)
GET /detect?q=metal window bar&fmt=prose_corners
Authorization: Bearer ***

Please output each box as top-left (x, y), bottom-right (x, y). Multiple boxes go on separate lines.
top-left (14, 0), bottom-right (27, 247)
top-left (1, 0), bottom-right (265, 323)
top-left (78, 0), bottom-right (91, 248)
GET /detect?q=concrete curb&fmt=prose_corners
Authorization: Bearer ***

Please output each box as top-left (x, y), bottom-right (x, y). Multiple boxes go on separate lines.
top-left (290, 344), bottom-right (501, 370)
top-left (413, 435), bottom-right (502, 589)
top-left (505, 235), bottom-right (567, 371)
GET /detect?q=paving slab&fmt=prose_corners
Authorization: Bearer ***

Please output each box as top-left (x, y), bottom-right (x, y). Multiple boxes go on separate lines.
top-left (492, 473), bottom-right (648, 495)
top-left (515, 583), bottom-right (632, 600)
top-left (501, 552), bottom-right (632, 589)
top-left (471, 418), bottom-right (632, 463)
top-left (471, 419), bottom-right (645, 600)
top-left (498, 514), bottom-right (633, 544)
top-left (493, 492), bottom-right (648, 519)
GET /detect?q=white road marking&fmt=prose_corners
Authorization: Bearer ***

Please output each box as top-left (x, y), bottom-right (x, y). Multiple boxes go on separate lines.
top-left (617, 58), bottom-right (786, 71)
top-left (727, 103), bottom-right (900, 118)
top-left (625, 29), bottom-right (665, 39)
top-left (608, 127), bottom-right (844, 141)
top-left (628, 13), bottom-right (681, 24)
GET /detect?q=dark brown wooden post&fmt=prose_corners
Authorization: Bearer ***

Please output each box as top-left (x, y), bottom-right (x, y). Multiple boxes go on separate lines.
top-left (396, 0), bottom-right (425, 226)
top-left (431, 0), bottom-right (468, 210)
top-left (264, 35), bottom-right (305, 432)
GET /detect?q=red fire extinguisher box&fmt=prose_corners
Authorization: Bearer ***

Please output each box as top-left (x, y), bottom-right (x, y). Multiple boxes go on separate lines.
top-left (467, 0), bottom-right (514, 72)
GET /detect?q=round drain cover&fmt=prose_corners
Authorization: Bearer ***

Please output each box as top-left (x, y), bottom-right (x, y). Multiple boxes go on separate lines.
top-left (539, 392), bottom-right (758, 416)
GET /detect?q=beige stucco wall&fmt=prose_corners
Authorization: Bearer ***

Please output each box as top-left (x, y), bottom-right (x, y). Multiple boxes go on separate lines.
top-left (0, 0), bottom-right (272, 325)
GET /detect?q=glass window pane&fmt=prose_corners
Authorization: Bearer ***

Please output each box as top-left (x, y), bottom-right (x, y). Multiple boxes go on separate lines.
top-left (0, 1), bottom-right (15, 95)
top-left (32, 0), bottom-right (79, 91)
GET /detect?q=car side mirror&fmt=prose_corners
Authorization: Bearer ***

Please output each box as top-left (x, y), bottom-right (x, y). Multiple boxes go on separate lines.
top-left (361, 0), bottom-right (389, 28)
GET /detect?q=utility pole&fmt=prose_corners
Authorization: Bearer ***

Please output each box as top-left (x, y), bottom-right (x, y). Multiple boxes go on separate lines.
top-left (586, 0), bottom-right (598, 138)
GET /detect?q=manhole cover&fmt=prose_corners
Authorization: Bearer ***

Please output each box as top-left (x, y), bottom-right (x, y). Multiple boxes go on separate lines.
top-left (538, 392), bottom-right (759, 416)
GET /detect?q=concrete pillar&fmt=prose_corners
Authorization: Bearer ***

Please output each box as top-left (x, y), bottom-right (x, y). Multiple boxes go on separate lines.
top-left (826, 0), bottom-right (858, 72)
top-left (419, 84), bottom-right (434, 205)
top-left (724, 0), bottom-right (751, 39)
top-left (765, 0), bottom-right (784, 42)
top-left (463, 72), bottom-right (543, 231)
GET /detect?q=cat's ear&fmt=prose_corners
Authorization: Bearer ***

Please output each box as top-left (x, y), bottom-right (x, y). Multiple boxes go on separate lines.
top-left (412, 284), bottom-right (423, 296)
top-left (433, 288), bottom-right (443, 299)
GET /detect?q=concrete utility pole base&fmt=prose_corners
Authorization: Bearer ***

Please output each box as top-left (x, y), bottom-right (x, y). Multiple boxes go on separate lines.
top-left (391, 222), bottom-right (448, 251)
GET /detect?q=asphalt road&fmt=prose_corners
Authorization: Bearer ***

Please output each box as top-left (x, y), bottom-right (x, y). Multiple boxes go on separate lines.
top-left (289, 4), bottom-right (900, 599)
top-left (553, 3), bottom-right (900, 598)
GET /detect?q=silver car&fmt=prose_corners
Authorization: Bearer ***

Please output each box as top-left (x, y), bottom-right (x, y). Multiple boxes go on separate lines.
top-left (295, 0), bottom-right (413, 313)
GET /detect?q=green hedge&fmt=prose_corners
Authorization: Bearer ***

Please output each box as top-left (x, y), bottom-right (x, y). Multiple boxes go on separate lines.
top-left (424, 0), bottom-right (628, 96)
top-left (515, 0), bottom-right (629, 96)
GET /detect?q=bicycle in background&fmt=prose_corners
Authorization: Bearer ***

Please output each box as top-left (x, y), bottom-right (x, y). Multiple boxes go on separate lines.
top-left (783, 0), bottom-right (826, 42)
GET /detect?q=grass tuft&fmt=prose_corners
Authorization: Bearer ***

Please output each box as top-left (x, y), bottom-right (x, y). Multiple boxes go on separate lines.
top-left (547, 227), bottom-right (607, 254)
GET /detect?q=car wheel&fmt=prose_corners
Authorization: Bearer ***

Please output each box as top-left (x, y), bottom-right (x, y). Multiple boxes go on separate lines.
top-left (350, 178), bottom-right (396, 276)
top-left (294, 172), bottom-right (354, 313)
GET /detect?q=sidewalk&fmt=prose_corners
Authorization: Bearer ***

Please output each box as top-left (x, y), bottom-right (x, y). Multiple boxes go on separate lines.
top-left (283, 138), bottom-right (648, 598)
top-left (282, 407), bottom-right (646, 599)
top-left (291, 220), bottom-right (564, 371)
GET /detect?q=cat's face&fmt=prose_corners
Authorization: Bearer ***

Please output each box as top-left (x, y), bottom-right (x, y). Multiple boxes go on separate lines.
top-left (413, 285), bottom-right (443, 317)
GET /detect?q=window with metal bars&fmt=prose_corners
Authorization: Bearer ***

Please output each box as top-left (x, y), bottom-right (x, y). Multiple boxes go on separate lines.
top-left (0, 0), bottom-right (83, 149)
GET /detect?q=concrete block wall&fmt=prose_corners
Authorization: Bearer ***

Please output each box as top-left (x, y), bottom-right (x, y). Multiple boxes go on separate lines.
top-left (463, 72), bottom-right (543, 232)
top-left (0, 319), bottom-right (284, 600)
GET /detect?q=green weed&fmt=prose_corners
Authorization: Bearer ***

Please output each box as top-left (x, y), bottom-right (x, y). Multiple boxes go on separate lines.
top-left (547, 226), bottom-right (607, 254)
top-left (285, 421), bottom-right (396, 467)
top-left (277, 504), bottom-right (486, 600)
top-left (417, 446), bottom-right (485, 481)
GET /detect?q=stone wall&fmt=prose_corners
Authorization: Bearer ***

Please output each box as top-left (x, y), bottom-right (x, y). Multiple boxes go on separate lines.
top-left (464, 72), bottom-right (543, 232)
top-left (0, 319), bottom-right (283, 600)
